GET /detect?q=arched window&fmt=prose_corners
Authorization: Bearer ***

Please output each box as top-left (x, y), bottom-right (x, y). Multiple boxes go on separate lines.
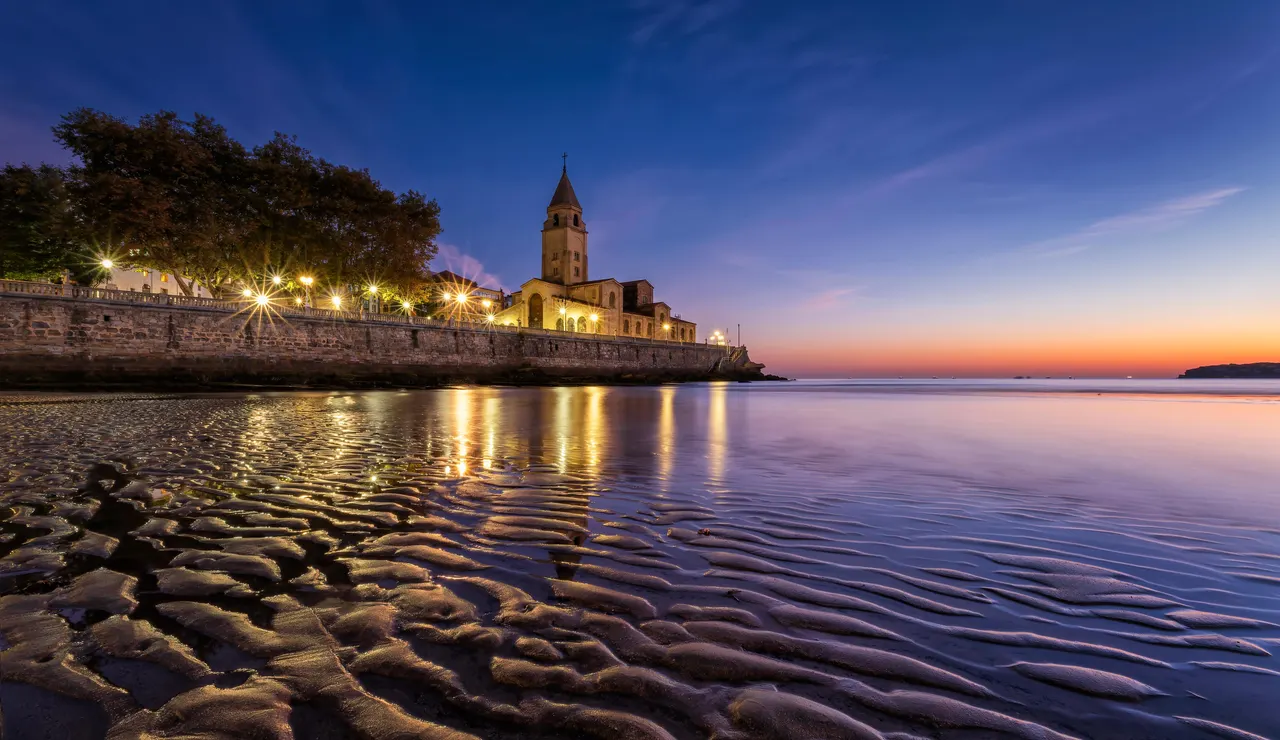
top-left (609, 292), bottom-right (616, 308)
top-left (577, 316), bottom-right (588, 332)
top-left (573, 214), bottom-right (579, 226)
top-left (623, 319), bottom-right (629, 333)
top-left (556, 318), bottom-right (564, 331)
top-left (553, 214), bottom-right (560, 226)
top-left (528, 294), bottom-right (543, 328)
top-left (647, 323), bottom-right (652, 337)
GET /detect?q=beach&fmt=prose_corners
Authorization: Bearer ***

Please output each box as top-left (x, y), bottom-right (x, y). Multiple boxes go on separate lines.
top-left (1, 380), bottom-right (1277, 739)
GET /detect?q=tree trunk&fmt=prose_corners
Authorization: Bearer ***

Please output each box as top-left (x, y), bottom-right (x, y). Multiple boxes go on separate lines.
top-left (171, 270), bottom-right (194, 297)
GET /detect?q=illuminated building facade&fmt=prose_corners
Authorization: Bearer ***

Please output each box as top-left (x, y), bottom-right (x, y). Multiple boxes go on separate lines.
top-left (491, 164), bottom-right (697, 342)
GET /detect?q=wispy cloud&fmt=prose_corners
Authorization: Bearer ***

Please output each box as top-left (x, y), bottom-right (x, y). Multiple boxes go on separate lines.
top-left (801, 286), bottom-right (858, 310)
top-left (433, 243), bottom-right (506, 291)
top-left (629, 0), bottom-right (741, 45)
top-left (1023, 187), bottom-right (1245, 257)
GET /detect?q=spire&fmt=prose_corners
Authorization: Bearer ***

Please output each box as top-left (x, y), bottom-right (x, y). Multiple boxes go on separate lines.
top-left (549, 158), bottom-right (581, 210)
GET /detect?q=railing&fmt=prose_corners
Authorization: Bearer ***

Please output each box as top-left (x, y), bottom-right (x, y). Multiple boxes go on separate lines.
top-left (0, 279), bottom-right (732, 350)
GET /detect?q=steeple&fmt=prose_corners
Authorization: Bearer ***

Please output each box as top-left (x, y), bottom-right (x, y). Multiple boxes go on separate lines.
top-left (542, 157), bottom-right (587, 285)
top-left (549, 156), bottom-right (581, 210)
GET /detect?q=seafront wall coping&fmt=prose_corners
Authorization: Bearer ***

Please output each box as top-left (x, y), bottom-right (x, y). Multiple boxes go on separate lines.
top-left (0, 280), bottom-right (738, 386)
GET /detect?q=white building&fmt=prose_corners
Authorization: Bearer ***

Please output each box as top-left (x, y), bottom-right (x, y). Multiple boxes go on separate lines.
top-left (103, 267), bottom-right (213, 298)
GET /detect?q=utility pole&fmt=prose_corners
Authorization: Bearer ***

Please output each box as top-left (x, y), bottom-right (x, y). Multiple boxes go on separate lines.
top-left (737, 323), bottom-right (740, 346)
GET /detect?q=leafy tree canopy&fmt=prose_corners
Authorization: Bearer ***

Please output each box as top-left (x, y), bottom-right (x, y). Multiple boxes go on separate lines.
top-left (0, 108), bottom-right (441, 297)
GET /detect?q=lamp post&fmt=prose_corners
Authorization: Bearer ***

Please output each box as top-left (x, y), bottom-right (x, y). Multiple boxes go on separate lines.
top-left (299, 276), bottom-right (313, 309)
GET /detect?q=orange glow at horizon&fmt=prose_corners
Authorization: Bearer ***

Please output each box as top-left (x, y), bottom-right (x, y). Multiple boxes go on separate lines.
top-left (766, 328), bottom-right (1280, 378)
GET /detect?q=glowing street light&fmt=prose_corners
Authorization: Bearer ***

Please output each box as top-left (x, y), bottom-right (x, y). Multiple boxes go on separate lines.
top-left (295, 297), bottom-right (303, 305)
top-left (299, 276), bottom-right (313, 286)
top-left (663, 323), bottom-right (671, 331)
top-left (558, 306), bottom-right (567, 315)
top-left (590, 313), bottom-right (599, 322)
top-left (242, 288), bottom-right (253, 298)
top-left (368, 284), bottom-right (378, 295)
top-left (485, 314), bottom-right (496, 323)
top-left (255, 294), bottom-right (270, 307)
top-left (331, 295), bottom-right (342, 309)
top-left (443, 292), bottom-right (452, 302)
top-left (100, 258), bottom-right (114, 270)
top-left (455, 293), bottom-right (468, 304)
top-left (271, 275), bottom-right (282, 285)
top-left (481, 298), bottom-right (492, 309)
top-left (402, 300), bottom-right (412, 311)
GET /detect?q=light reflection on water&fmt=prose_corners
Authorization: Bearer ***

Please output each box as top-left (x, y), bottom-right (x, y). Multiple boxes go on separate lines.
top-left (1, 381), bottom-right (1279, 739)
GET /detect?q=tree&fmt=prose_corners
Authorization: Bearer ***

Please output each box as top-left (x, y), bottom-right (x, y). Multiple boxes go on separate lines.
top-left (53, 109), bottom-right (250, 295)
top-left (7, 108), bottom-right (443, 298)
top-left (0, 164), bottom-right (83, 281)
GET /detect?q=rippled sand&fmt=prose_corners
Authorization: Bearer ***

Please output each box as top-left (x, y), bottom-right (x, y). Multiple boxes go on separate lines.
top-left (1, 385), bottom-right (1278, 739)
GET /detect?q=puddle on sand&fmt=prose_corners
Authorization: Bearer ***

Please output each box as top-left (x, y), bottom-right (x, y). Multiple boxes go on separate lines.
top-left (0, 387), bottom-right (1278, 739)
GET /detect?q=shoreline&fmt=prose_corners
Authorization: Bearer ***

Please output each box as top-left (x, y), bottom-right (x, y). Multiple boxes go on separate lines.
top-left (0, 368), bottom-right (789, 392)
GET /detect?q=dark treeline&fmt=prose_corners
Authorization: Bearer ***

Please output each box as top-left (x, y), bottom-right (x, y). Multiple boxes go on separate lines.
top-left (0, 109), bottom-right (440, 298)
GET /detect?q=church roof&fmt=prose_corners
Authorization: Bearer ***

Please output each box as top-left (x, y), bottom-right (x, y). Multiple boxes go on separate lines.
top-left (549, 168), bottom-right (581, 210)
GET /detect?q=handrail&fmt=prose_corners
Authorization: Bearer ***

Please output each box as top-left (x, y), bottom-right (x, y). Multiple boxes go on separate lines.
top-left (0, 278), bottom-right (733, 350)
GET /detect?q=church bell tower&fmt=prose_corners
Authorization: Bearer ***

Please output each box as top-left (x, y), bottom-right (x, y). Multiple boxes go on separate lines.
top-left (541, 157), bottom-right (587, 285)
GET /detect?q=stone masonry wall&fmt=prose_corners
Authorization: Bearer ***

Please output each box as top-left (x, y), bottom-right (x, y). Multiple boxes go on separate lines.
top-left (0, 294), bottom-right (732, 386)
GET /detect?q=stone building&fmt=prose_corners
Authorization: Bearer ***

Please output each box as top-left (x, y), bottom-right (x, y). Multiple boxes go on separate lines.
top-left (492, 165), bottom-right (697, 342)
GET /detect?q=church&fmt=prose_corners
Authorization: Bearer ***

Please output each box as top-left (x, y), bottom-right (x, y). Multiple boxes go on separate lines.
top-left (491, 164), bottom-right (697, 343)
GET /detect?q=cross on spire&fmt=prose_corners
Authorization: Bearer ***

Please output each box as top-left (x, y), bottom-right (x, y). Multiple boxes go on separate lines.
top-left (561, 152), bottom-right (568, 172)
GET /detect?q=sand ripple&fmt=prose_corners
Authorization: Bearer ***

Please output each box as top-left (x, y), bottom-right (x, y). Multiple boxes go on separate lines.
top-left (0, 390), bottom-right (1277, 739)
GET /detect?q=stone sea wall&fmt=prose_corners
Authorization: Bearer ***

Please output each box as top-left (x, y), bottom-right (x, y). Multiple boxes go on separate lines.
top-left (0, 291), bottom-right (748, 388)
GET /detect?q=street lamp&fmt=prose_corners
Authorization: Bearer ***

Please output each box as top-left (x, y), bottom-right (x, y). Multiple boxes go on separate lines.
top-left (271, 275), bottom-right (282, 285)
top-left (100, 258), bottom-right (114, 270)
top-left (481, 298), bottom-right (492, 309)
top-left (331, 294), bottom-right (342, 309)
top-left (455, 293), bottom-right (468, 304)
top-left (255, 294), bottom-right (270, 307)
top-left (299, 276), bottom-right (314, 308)
top-left (242, 288), bottom-right (253, 298)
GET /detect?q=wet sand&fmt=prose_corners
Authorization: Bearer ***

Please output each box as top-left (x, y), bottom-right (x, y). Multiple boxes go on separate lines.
top-left (0, 382), bottom-right (1278, 739)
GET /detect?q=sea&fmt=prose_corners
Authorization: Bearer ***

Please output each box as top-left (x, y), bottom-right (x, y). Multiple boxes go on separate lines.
top-left (0, 379), bottom-right (1277, 739)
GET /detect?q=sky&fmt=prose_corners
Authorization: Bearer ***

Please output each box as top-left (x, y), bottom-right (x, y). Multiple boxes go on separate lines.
top-left (2, 1), bottom-right (1278, 378)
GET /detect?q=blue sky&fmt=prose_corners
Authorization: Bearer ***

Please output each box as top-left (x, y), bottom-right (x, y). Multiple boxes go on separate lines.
top-left (3, 1), bottom-right (1278, 375)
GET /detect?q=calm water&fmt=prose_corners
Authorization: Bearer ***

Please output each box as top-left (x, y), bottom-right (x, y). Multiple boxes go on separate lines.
top-left (1, 380), bottom-right (1278, 739)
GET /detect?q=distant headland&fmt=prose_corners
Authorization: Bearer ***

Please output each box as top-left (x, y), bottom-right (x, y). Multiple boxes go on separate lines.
top-left (1179, 363), bottom-right (1280, 379)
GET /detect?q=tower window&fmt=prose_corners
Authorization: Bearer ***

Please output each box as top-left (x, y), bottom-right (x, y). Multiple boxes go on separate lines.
top-left (553, 214), bottom-right (560, 226)
top-left (573, 214), bottom-right (579, 226)
top-left (574, 266), bottom-right (580, 277)
top-left (609, 292), bottom-right (616, 308)
top-left (573, 252), bottom-right (580, 262)
top-left (623, 319), bottom-right (629, 333)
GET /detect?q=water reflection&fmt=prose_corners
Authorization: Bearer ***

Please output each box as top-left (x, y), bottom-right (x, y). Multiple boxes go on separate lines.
top-left (3, 382), bottom-right (1280, 739)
